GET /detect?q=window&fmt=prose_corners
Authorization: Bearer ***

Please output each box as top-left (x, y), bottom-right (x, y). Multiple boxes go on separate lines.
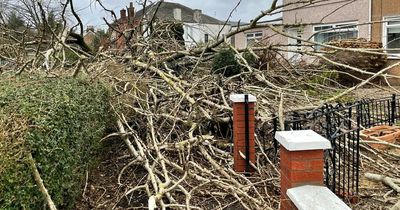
top-left (313, 22), bottom-right (358, 50)
top-left (204, 34), bottom-right (209, 43)
top-left (246, 31), bottom-right (263, 46)
top-left (296, 33), bottom-right (302, 49)
top-left (384, 17), bottom-right (400, 55)
top-left (287, 27), bottom-right (303, 60)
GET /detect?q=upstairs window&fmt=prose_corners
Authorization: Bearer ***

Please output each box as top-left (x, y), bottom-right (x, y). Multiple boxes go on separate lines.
top-left (313, 22), bottom-right (358, 50)
top-left (246, 31), bottom-right (263, 46)
top-left (384, 16), bottom-right (400, 56)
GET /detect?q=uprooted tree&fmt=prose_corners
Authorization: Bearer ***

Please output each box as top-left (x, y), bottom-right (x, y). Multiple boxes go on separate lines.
top-left (0, 0), bottom-right (399, 209)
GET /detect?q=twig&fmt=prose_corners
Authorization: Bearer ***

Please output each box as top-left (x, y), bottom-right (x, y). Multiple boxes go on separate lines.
top-left (27, 152), bottom-right (57, 210)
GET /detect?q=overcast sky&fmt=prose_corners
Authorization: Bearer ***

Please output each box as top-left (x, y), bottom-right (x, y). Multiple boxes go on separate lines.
top-left (74, 0), bottom-right (278, 29)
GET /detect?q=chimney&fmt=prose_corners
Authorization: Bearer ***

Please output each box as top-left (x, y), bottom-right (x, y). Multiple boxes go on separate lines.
top-left (128, 2), bottom-right (135, 21)
top-left (86, 25), bottom-right (94, 33)
top-left (120, 8), bottom-right (127, 21)
top-left (173, 8), bottom-right (182, 21)
top-left (193, 9), bottom-right (202, 23)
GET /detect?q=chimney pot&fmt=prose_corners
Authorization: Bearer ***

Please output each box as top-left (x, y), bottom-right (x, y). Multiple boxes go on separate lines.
top-left (120, 9), bottom-right (127, 20)
top-left (128, 2), bottom-right (135, 20)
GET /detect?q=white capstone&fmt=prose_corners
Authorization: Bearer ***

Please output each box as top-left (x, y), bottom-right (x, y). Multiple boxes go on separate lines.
top-left (287, 185), bottom-right (351, 210)
top-left (229, 94), bottom-right (257, 103)
top-left (275, 130), bottom-right (331, 151)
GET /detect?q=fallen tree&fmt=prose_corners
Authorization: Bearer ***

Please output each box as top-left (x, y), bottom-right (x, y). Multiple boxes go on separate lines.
top-left (0, 0), bottom-right (399, 209)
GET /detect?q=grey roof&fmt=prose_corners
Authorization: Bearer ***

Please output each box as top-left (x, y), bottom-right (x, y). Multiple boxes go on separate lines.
top-left (237, 17), bottom-right (283, 26)
top-left (135, 2), bottom-right (224, 25)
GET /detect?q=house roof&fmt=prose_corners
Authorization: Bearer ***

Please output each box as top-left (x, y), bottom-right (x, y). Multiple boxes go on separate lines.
top-left (230, 17), bottom-right (282, 30)
top-left (237, 17), bottom-right (283, 27)
top-left (135, 2), bottom-right (224, 25)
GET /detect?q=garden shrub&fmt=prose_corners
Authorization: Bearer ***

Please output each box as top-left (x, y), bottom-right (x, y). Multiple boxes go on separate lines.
top-left (212, 48), bottom-right (241, 77)
top-left (0, 76), bottom-right (113, 209)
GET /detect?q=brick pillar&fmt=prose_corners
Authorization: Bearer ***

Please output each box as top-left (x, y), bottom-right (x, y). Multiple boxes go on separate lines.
top-left (230, 94), bottom-right (256, 173)
top-left (275, 130), bottom-right (331, 210)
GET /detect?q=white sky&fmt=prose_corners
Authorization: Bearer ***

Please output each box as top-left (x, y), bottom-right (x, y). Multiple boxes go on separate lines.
top-left (74, 0), bottom-right (279, 29)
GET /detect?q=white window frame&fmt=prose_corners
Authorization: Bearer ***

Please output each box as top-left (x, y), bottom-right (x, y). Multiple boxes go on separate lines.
top-left (383, 16), bottom-right (400, 58)
top-left (313, 22), bottom-right (359, 50)
top-left (245, 31), bottom-right (263, 46)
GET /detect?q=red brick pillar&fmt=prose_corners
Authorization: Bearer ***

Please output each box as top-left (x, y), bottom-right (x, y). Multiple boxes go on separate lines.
top-left (275, 130), bottom-right (331, 210)
top-left (230, 94), bottom-right (256, 173)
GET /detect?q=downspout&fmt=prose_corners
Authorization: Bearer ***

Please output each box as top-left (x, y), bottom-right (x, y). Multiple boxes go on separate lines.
top-left (368, 0), bottom-right (372, 41)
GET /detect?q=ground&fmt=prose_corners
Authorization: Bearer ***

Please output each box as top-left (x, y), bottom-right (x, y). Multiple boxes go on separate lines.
top-left (76, 140), bottom-right (149, 209)
top-left (356, 146), bottom-right (399, 209)
top-left (352, 86), bottom-right (400, 99)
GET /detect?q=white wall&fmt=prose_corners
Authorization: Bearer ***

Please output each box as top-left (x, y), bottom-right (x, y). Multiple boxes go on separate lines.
top-left (183, 23), bottom-right (231, 48)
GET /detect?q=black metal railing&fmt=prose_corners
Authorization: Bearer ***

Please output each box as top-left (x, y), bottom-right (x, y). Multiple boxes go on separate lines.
top-left (358, 94), bottom-right (400, 128)
top-left (268, 94), bottom-right (400, 200)
top-left (274, 103), bottom-right (361, 199)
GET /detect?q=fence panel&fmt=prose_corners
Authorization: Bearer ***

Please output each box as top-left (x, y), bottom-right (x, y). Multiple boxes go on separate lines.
top-left (274, 103), bottom-right (360, 199)
top-left (358, 94), bottom-right (398, 128)
top-left (267, 94), bottom-right (400, 200)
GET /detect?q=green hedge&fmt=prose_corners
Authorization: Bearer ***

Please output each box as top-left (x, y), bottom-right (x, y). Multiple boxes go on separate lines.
top-left (0, 76), bottom-right (113, 209)
top-left (212, 48), bottom-right (242, 77)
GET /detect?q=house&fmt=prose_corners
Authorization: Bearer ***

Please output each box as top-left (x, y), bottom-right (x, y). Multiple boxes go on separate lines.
top-left (281, 0), bottom-right (370, 60)
top-left (282, 0), bottom-right (400, 83)
top-left (83, 26), bottom-right (96, 48)
top-left (83, 26), bottom-right (110, 52)
top-left (108, 2), bottom-right (140, 50)
top-left (232, 1), bottom-right (370, 59)
top-left (134, 1), bottom-right (231, 48)
top-left (231, 18), bottom-right (285, 49)
top-left (233, 1), bottom-right (400, 67)
top-left (370, 0), bottom-right (400, 83)
top-left (371, 0), bottom-right (400, 55)
top-left (109, 2), bottom-right (230, 49)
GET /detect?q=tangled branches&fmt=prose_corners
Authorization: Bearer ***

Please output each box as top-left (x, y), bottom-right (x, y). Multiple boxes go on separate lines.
top-left (1, 0), bottom-right (400, 209)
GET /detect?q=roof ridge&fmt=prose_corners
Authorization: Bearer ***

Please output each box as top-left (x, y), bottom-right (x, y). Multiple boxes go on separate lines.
top-left (135, 1), bottom-right (224, 25)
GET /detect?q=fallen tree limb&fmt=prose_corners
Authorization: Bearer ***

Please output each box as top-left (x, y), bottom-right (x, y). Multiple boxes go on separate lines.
top-left (365, 173), bottom-right (400, 193)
